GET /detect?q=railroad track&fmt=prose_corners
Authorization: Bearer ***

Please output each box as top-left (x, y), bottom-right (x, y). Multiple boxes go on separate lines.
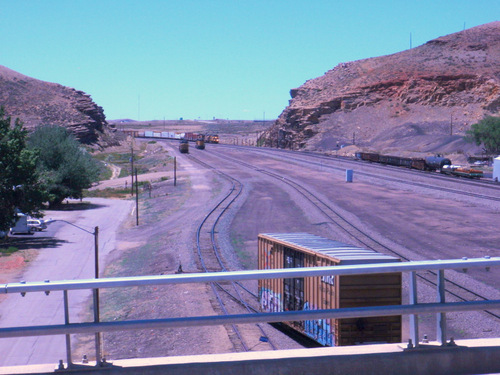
top-left (206, 150), bottom-right (500, 322)
top-left (219, 145), bottom-right (500, 202)
top-left (185, 153), bottom-right (278, 352)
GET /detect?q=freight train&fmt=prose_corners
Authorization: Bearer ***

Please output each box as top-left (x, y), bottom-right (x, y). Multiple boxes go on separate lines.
top-left (134, 131), bottom-right (219, 144)
top-left (258, 233), bottom-right (402, 347)
top-left (355, 152), bottom-right (483, 179)
top-left (183, 132), bottom-right (219, 144)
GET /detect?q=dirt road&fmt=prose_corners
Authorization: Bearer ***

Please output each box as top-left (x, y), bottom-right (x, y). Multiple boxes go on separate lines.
top-left (0, 198), bottom-right (134, 367)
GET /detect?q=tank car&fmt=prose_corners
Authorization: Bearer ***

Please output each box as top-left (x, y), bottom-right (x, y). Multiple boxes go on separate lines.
top-left (424, 155), bottom-right (451, 171)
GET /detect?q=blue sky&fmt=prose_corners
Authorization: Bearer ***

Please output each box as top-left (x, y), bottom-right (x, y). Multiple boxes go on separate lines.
top-left (0, 1), bottom-right (497, 121)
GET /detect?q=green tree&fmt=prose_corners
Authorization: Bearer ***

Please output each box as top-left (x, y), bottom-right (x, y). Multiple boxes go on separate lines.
top-left (27, 124), bottom-right (102, 206)
top-left (465, 116), bottom-right (500, 155)
top-left (0, 109), bottom-right (46, 232)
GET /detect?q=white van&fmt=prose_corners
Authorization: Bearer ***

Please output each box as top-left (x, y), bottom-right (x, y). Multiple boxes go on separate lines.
top-left (10, 213), bottom-right (34, 235)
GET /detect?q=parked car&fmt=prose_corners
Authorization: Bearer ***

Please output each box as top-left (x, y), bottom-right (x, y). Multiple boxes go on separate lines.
top-left (27, 219), bottom-right (47, 232)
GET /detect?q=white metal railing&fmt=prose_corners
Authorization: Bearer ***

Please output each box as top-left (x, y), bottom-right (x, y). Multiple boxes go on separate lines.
top-left (1, 257), bottom-right (499, 369)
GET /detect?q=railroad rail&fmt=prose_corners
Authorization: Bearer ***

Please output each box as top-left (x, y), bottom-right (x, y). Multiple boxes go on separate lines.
top-left (250, 145), bottom-right (500, 189)
top-left (204, 150), bottom-right (500, 322)
top-left (218, 144), bottom-right (500, 201)
top-left (1, 258), bottom-right (499, 370)
top-left (186, 153), bottom-right (277, 352)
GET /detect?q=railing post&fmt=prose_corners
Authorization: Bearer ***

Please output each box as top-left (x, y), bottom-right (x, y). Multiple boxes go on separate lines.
top-left (409, 271), bottom-right (419, 347)
top-left (93, 289), bottom-right (102, 366)
top-left (93, 226), bottom-right (102, 366)
top-left (437, 269), bottom-right (447, 345)
top-left (63, 290), bottom-right (73, 368)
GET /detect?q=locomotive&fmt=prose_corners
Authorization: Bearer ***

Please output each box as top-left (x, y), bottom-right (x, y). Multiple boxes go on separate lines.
top-left (179, 139), bottom-right (189, 153)
top-left (184, 132), bottom-right (219, 144)
top-left (195, 134), bottom-right (205, 150)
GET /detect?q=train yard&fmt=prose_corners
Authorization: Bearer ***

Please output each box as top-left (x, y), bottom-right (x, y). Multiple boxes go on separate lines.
top-left (152, 139), bottom-right (499, 352)
top-left (2, 134), bottom-right (498, 366)
top-left (12, 136), bottom-right (493, 362)
top-left (188, 154), bottom-right (278, 352)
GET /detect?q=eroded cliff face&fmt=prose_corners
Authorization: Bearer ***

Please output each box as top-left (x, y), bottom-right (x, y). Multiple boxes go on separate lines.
top-left (263, 21), bottom-right (500, 153)
top-left (0, 65), bottom-right (117, 146)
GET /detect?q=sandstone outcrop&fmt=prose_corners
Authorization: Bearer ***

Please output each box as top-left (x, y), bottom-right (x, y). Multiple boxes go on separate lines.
top-left (0, 65), bottom-right (117, 146)
top-left (263, 22), bottom-right (500, 154)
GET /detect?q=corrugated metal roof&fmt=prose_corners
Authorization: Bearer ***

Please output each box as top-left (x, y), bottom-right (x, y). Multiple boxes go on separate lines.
top-left (260, 233), bottom-right (400, 264)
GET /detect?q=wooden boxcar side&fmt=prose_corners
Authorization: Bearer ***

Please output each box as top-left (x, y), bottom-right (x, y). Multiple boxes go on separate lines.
top-left (258, 233), bottom-right (401, 347)
top-left (336, 273), bottom-right (401, 345)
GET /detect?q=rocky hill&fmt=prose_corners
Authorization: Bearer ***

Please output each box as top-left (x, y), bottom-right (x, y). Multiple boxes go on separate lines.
top-left (0, 65), bottom-right (116, 146)
top-left (262, 21), bottom-right (500, 156)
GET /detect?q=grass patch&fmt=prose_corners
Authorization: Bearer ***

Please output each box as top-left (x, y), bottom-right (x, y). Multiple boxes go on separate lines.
top-left (119, 165), bottom-right (150, 178)
top-left (0, 246), bottom-right (18, 256)
top-left (99, 165), bottom-right (113, 181)
top-left (83, 187), bottom-right (131, 199)
top-left (231, 235), bottom-right (252, 269)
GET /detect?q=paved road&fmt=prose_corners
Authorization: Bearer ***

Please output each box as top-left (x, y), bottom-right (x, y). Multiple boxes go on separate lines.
top-left (0, 198), bottom-right (134, 367)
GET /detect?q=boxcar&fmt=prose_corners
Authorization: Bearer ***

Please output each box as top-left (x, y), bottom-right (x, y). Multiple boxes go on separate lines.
top-left (359, 152), bottom-right (380, 163)
top-left (411, 158), bottom-right (426, 170)
top-left (258, 233), bottom-right (401, 346)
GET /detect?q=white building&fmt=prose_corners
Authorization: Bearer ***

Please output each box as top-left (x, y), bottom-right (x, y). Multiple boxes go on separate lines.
top-left (493, 156), bottom-right (500, 182)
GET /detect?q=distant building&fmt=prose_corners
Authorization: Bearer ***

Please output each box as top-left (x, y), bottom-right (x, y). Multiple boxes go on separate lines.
top-left (493, 156), bottom-right (500, 182)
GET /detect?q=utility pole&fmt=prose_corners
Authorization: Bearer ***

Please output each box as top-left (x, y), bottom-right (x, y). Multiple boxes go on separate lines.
top-left (135, 168), bottom-right (139, 226)
top-left (174, 156), bottom-right (177, 186)
top-left (450, 114), bottom-right (453, 136)
top-left (130, 146), bottom-right (134, 195)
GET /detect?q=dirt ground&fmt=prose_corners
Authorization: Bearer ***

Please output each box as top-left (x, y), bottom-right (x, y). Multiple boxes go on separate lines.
top-left (1, 134), bottom-right (498, 363)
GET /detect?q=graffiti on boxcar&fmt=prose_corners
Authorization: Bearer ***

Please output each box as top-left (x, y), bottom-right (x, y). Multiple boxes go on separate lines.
top-left (321, 275), bottom-right (335, 286)
top-left (260, 288), bottom-right (282, 313)
top-left (303, 302), bottom-right (334, 346)
top-left (262, 247), bottom-right (276, 269)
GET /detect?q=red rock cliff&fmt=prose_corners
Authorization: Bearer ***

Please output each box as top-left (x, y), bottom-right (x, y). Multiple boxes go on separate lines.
top-left (0, 65), bottom-right (116, 146)
top-left (264, 21), bottom-right (500, 152)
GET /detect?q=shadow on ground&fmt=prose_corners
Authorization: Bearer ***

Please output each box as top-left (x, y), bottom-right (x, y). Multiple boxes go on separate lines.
top-left (49, 201), bottom-right (108, 212)
top-left (3, 236), bottom-right (68, 250)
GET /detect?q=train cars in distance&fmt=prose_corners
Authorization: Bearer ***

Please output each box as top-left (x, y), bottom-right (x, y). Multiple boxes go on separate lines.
top-left (424, 155), bottom-right (452, 171)
top-left (356, 152), bottom-right (483, 178)
top-left (184, 132), bottom-right (219, 144)
top-left (179, 139), bottom-right (189, 153)
top-left (258, 233), bottom-right (402, 347)
top-left (441, 165), bottom-right (483, 179)
top-left (356, 151), bottom-right (446, 171)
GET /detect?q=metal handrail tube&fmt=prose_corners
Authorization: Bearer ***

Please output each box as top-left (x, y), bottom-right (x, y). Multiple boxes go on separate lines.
top-left (2, 257), bottom-right (499, 294)
top-left (1, 300), bottom-right (499, 339)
